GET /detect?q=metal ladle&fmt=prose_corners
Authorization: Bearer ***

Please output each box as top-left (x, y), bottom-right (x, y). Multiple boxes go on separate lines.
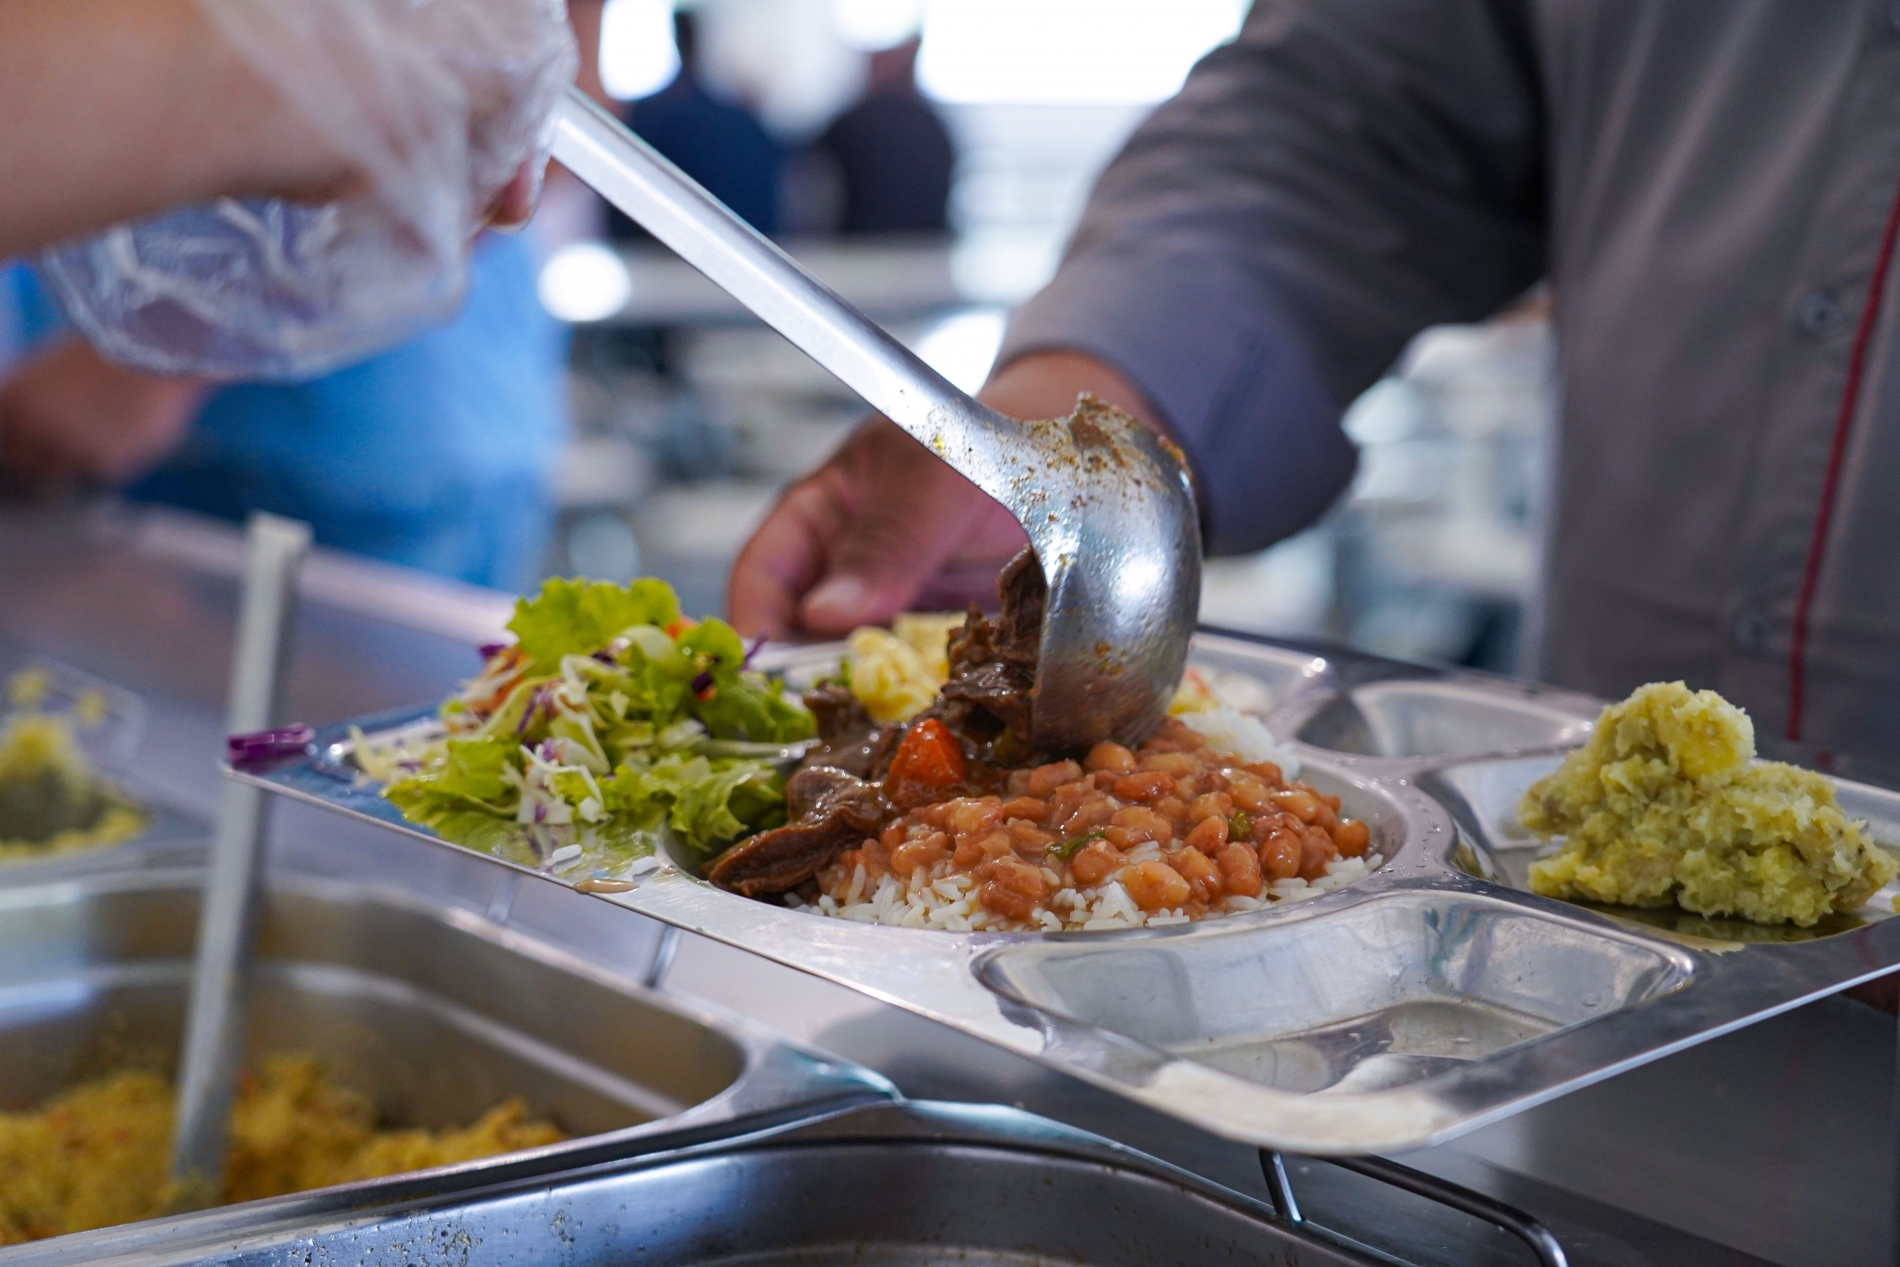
top-left (549, 88), bottom-right (1199, 752)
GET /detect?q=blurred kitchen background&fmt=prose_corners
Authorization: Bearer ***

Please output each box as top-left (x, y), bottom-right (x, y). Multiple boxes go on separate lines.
top-left (536, 0), bottom-right (1554, 674)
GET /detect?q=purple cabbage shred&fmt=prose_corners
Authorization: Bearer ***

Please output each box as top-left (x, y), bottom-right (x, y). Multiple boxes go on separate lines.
top-left (227, 725), bottom-right (315, 770)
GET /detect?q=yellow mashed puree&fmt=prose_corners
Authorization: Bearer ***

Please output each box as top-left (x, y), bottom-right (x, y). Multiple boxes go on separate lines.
top-left (0, 1055), bottom-right (563, 1245)
top-left (0, 712), bottom-right (146, 859)
top-left (1522, 681), bottom-right (1898, 926)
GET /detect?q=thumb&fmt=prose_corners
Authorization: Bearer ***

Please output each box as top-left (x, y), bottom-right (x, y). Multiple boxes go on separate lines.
top-left (800, 492), bottom-right (967, 635)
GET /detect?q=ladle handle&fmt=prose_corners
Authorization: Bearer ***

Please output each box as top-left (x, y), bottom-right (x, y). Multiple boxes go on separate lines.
top-left (548, 87), bottom-right (1029, 507)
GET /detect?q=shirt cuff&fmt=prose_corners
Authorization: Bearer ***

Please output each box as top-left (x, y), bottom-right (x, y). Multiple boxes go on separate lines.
top-left (997, 245), bottom-right (1357, 556)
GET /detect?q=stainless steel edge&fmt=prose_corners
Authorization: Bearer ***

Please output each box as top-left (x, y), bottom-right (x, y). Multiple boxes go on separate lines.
top-left (0, 869), bottom-right (895, 1265)
top-left (20, 1099), bottom-right (1385, 1267)
top-left (231, 630), bottom-right (1900, 1155)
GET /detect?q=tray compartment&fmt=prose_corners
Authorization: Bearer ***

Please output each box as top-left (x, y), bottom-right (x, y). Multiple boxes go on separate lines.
top-left (0, 871), bottom-right (882, 1243)
top-left (1425, 753), bottom-right (1900, 941)
top-left (39, 1103), bottom-right (1368, 1267)
top-left (978, 890), bottom-right (1692, 1095)
top-left (1298, 679), bottom-right (1594, 759)
top-left (760, 631), bottom-right (1329, 718)
top-left (1173, 633), bottom-right (1329, 715)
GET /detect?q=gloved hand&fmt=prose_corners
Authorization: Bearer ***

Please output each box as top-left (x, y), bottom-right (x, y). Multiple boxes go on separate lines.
top-left (38, 0), bottom-right (577, 380)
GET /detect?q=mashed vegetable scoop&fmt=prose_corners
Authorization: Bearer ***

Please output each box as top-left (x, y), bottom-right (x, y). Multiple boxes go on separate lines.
top-left (548, 88), bottom-right (1200, 752)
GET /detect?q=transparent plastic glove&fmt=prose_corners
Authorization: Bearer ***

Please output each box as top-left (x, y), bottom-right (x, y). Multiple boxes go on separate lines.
top-left (37, 0), bottom-right (577, 380)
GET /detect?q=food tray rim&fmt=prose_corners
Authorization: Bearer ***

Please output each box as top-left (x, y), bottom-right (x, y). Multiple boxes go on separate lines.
top-left (226, 627), bottom-right (1900, 1155)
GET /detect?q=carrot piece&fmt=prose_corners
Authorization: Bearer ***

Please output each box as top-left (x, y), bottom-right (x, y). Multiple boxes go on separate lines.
top-left (884, 718), bottom-right (967, 808)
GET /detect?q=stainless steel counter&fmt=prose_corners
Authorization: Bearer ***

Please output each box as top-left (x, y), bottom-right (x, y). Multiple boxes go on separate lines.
top-left (0, 500), bottom-right (1887, 1267)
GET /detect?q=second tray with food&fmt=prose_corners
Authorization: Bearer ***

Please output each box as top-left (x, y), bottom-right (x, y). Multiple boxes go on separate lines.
top-left (233, 575), bottom-right (1900, 1155)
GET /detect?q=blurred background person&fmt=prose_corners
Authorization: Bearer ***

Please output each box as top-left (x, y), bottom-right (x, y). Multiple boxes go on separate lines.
top-left (812, 37), bottom-right (953, 235)
top-left (617, 10), bottom-right (781, 235)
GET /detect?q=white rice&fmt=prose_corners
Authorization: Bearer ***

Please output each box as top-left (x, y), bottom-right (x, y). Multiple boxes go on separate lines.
top-left (779, 682), bottom-right (1370, 933)
top-left (1176, 705), bottom-right (1300, 779)
top-left (786, 850), bottom-right (1384, 934)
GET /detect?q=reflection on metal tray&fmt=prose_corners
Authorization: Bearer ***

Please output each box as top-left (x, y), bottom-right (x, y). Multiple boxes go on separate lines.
top-left (235, 629), bottom-right (1900, 1156)
top-left (18, 1101), bottom-right (1391, 1267)
top-left (1297, 678), bottom-right (1597, 758)
top-left (0, 870), bottom-right (891, 1257)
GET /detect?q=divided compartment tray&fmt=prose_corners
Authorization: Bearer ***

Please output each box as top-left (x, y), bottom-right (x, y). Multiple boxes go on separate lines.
top-left (234, 630), bottom-right (1900, 1155)
top-left (0, 869), bottom-right (890, 1257)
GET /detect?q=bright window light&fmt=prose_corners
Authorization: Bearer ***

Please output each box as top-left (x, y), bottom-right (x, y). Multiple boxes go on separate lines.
top-left (832, 0), bottom-right (925, 50)
top-left (538, 243), bottom-right (634, 323)
top-left (915, 308), bottom-right (1007, 394)
top-left (918, 0), bottom-right (1246, 105)
top-left (600, 0), bottom-right (679, 101)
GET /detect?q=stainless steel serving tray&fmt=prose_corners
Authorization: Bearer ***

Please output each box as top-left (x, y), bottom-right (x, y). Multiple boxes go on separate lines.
top-left (0, 869), bottom-right (890, 1258)
top-left (6, 1100), bottom-right (1390, 1267)
top-left (235, 630), bottom-right (1900, 1155)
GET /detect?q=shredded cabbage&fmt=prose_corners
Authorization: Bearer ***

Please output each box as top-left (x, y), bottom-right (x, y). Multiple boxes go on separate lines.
top-left (380, 578), bottom-right (811, 873)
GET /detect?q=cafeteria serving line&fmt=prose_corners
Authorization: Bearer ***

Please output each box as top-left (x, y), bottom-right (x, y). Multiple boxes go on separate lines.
top-left (2, 1), bottom-right (1900, 1265)
top-left (0, 499), bottom-right (1890, 1266)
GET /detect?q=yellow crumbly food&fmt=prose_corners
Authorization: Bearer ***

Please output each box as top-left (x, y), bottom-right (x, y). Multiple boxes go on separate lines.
top-left (0, 1055), bottom-right (564, 1245)
top-left (852, 617), bottom-right (1223, 722)
top-left (1522, 681), bottom-right (1897, 926)
top-left (0, 713), bottom-right (146, 859)
top-left (846, 613), bottom-right (964, 723)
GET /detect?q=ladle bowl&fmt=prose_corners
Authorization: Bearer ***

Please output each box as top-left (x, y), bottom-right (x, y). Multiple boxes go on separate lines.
top-left (548, 88), bottom-right (1201, 750)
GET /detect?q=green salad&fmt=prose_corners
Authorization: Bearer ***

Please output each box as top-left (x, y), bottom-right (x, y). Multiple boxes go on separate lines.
top-left (367, 578), bottom-right (813, 875)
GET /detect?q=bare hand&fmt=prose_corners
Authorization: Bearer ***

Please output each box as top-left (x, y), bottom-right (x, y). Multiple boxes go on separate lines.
top-left (727, 350), bottom-right (1164, 638)
top-left (0, 338), bottom-right (206, 494)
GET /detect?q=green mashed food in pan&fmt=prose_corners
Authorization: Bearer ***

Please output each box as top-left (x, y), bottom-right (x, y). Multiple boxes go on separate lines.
top-left (1522, 681), bottom-right (1897, 926)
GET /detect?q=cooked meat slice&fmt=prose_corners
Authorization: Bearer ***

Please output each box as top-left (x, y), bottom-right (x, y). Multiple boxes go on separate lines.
top-left (785, 765), bottom-right (888, 824)
top-left (706, 767), bottom-right (888, 896)
top-left (930, 548), bottom-right (1044, 759)
top-left (994, 547), bottom-right (1046, 663)
top-left (804, 683), bottom-right (874, 745)
top-left (797, 683), bottom-right (904, 780)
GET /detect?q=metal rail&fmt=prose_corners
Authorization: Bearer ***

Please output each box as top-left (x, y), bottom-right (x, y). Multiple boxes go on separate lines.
top-left (1262, 1149), bottom-right (1569, 1267)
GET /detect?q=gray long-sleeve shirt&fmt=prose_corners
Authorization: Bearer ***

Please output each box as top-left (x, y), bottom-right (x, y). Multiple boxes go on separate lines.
top-left (999, 0), bottom-right (1900, 767)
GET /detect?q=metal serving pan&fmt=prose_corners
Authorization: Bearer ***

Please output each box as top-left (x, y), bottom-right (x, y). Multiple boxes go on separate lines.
top-left (235, 630), bottom-right (1900, 1155)
top-left (0, 1098), bottom-right (1550, 1267)
top-left (0, 869), bottom-right (891, 1257)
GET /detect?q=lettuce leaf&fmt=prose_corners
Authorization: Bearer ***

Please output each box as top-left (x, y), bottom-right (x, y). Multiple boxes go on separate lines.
top-left (694, 668), bottom-right (815, 743)
top-left (389, 580), bottom-right (812, 867)
top-left (508, 577), bottom-right (682, 670)
top-left (383, 736), bottom-right (528, 858)
top-left (677, 617), bottom-right (815, 743)
top-left (605, 753), bottom-right (786, 855)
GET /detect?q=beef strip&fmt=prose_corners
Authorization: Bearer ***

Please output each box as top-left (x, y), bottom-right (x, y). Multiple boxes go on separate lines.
top-left (928, 549), bottom-right (1044, 762)
top-left (707, 548), bottom-right (1048, 897)
top-left (705, 766), bottom-right (889, 896)
top-left (800, 683), bottom-right (902, 781)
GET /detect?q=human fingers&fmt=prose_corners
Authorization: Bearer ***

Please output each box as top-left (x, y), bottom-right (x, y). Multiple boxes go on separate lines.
top-left (728, 475), bottom-right (848, 639)
top-left (796, 424), bottom-right (1022, 635)
top-left (480, 160), bottom-right (544, 232)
